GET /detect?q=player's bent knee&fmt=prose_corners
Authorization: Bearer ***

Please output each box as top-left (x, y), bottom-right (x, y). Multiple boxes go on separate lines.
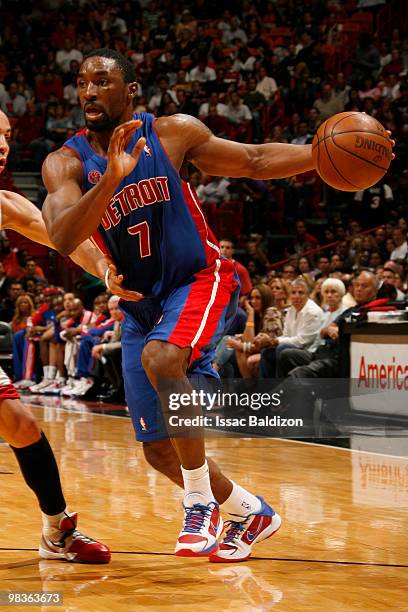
top-left (141, 342), bottom-right (185, 382)
top-left (0, 399), bottom-right (41, 447)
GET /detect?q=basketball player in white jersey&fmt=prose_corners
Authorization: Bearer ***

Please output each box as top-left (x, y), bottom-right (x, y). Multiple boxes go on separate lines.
top-left (0, 109), bottom-right (137, 563)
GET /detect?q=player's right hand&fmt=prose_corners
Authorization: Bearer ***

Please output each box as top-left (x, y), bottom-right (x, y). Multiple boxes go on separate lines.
top-left (106, 120), bottom-right (146, 182)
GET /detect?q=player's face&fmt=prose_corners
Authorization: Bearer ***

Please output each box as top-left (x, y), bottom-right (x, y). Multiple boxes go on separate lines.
top-left (77, 57), bottom-right (131, 132)
top-left (0, 111), bottom-right (11, 173)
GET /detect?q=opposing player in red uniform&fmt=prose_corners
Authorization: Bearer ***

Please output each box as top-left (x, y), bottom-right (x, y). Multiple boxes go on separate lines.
top-left (0, 108), bottom-right (135, 563)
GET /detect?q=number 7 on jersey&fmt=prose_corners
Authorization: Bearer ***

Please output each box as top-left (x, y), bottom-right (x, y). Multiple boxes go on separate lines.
top-left (128, 221), bottom-right (151, 258)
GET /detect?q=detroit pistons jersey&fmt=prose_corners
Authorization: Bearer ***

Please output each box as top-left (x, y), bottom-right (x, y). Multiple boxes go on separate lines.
top-left (64, 113), bottom-right (221, 300)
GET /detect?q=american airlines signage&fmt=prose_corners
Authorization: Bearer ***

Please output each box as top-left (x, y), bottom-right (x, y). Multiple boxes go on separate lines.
top-left (350, 341), bottom-right (408, 416)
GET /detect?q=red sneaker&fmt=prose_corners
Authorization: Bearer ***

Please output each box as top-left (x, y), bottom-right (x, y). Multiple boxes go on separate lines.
top-left (39, 512), bottom-right (111, 564)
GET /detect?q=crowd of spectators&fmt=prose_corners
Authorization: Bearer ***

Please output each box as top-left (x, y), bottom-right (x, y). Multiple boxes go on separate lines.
top-left (0, 0), bottom-right (407, 410)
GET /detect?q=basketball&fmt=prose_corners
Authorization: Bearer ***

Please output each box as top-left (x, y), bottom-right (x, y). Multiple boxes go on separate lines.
top-left (312, 112), bottom-right (393, 192)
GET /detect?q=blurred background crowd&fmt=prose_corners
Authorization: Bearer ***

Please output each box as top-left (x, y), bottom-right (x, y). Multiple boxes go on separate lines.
top-left (0, 0), bottom-right (407, 404)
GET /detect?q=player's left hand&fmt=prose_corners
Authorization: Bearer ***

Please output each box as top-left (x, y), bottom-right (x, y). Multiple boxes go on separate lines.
top-left (105, 258), bottom-right (144, 301)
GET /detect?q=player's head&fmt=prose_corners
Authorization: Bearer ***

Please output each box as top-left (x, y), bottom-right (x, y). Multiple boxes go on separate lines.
top-left (78, 48), bottom-right (138, 132)
top-left (0, 110), bottom-right (11, 173)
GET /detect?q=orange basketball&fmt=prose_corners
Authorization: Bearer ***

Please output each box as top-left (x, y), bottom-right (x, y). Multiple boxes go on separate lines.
top-left (312, 112), bottom-right (392, 192)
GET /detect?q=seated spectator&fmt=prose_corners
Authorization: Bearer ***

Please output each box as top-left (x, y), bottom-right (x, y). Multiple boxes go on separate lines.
top-left (219, 238), bottom-right (252, 297)
top-left (0, 279), bottom-right (24, 322)
top-left (382, 265), bottom-right (406, 300)
top-left (215, 284), bottom-right (282, 378)
top-left (290, 220), bottom-right (319, 255)
top-left (148, 76), bottom-right (178, 114)
top-left (276, 272), bottom-right (386, 422)
top-left (390, 226), bottom-right (408, 260)
top-left (28, 292), bottom-right (69, 394)
top-left (268, 277), bottom-right (290, 313)
top-left (224, 92), bottom-right (252, 142)
top-left (1, 82), bottom-right (27, 117)
top-left (198, 93), bottom-right (227, 120)
top-left (35, 71), bottom-right (64, 104)
top-left (277, 278), bottom-right (346, 377)
top-left (55, 38), bottom-right (83, 73)
top-left (259, 277), bottom-right (323, 378)
top-left (11, 293), bottom-right (34, 333)
top-left (67, 295), bottom-right (121, 398)
top-left (255, 66), bottom-right (278, 101)
top-left (12, 287), bottom-right (60, 387)
top-left (281, 263), bottom-right (297, 282)
top-left (291, 121), bottom-right (311, 145)
top-left (313, 83), bottom-right (344, 120)
top-left (59, 298), bottom-right (96, 392)
top-left (46, 103), bottom-right (74, 147)
top-left (243, 77), bottom-right (266, 141)
top-left (23, 257), bottom-right (45, 280)
top-left (189, 59), bottom-right (216, 84)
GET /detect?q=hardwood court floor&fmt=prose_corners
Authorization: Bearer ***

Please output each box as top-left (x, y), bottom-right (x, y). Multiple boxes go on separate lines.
top-left (0, 400), bottom-right (407, 611)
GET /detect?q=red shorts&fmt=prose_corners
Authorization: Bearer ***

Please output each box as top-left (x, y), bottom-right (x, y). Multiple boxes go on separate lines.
top-left (0, 383), bottom-right (20, 401)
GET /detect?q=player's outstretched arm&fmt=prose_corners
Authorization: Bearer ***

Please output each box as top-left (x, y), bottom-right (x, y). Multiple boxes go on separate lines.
top-left (0, 189), bottom-right (141, 300)
top-left (0, 190), bottom-right (54, 247)
top-left (157, 114), bottom-right (315, 179)
top-left (42, 120), bottom-right (145, 255)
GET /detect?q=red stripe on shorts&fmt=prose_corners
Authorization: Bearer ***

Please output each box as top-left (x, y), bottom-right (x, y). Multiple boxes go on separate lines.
top-left (168, 258), bottom-right (237, 363)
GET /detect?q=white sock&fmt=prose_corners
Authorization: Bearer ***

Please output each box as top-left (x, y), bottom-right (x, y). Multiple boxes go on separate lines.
top-left (48, 366), bottom-right (57, 380)
top-left (43, 366), bottom-right (50, 380)
top-left (42, 508), bottom-right (67, 537)
top-left (56, 374), bottom-right (66, 383)
top-left (181, 460), bottom-right (214, 506)
top-left (222, 481), bottom-right (262, 519)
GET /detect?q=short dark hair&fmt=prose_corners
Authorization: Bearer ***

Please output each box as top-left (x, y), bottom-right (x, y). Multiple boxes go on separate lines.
top-left (82, 48), bottom-right (136, 83)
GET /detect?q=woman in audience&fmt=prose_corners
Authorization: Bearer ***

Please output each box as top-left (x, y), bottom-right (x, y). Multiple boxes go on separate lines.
top-left (11, 294), bottom-right (34, 333)
top-left (225, 284), bottom-right (283, 378)
top-left (268, 277), bottom-right (290, 313)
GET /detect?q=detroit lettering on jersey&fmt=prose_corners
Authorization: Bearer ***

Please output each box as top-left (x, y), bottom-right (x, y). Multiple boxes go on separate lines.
top-left (63, 112), bottom-right (220, 298)
top-left (101, 176), bottom-right (170, 230)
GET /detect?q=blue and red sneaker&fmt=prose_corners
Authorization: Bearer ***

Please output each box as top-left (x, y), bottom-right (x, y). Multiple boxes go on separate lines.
top-left (209, 497), bottom-right (281, 563)
top-left (175, 494), bottom-right (223, 557)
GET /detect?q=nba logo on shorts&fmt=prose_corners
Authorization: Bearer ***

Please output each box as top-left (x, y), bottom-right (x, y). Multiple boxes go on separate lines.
top-left (88, 169), bottom-right (102, 184)
top-left (144, 143), bottom-right (152, 157)
top-left (140, 417), bottom-right (148, 431)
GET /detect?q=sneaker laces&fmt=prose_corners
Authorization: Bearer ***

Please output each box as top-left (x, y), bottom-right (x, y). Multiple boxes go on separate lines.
top-left (71, 529), bottom-right (97, 544)
top-left (223, 519), bottom-right (249, 543)
top-left (183, 503), bottom-right (212, 534)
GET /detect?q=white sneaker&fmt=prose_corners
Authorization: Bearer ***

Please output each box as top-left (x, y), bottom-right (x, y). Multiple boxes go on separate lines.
top-left (209, 497), bottom-right (281, 563)
top-left (71, 378), bottom-right (94, 397)
top-left (14, 379), bottom-right (35, 390)
top-left (175, 494), bottom-right (223, 557)
top-left (29, 379), bottom-right (54, 393)
top-left (59, 378), bottom-right (78, 396)
top-left (41, 380), bottom-right (66, 395)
